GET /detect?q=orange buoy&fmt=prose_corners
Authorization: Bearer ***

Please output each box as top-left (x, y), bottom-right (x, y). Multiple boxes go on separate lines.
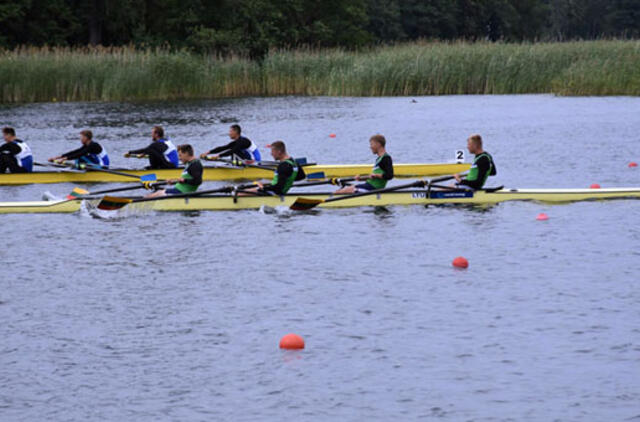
top-left (452, 256), bottom-right (468, 269)
top-left (590, 183), bottom-right (601, 189)
top-left (629, 162), bottom-right (638, 168)
top-left (329, 133), bottom-right (337, 138)
top-left (536, 213), bottom-right (549, 221)
top-left (280, 333), bottom-right (305, 350)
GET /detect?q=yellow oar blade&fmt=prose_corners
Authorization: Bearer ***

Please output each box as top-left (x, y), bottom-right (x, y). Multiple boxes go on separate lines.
top-left (289, 197), bottom-right (324, 211)
top-left (97, 196), bottom-right (133, 211)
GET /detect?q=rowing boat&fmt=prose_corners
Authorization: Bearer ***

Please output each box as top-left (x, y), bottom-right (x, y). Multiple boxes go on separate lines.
top-left (0, 162), bottom-right (469, 185)
top-left (2, 187), bottom-right (638, 214)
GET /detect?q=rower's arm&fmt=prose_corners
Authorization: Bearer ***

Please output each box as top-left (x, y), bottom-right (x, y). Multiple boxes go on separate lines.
top-left (61, 145), bottom-right (90, 160)
top-left (0, 142), bottom-right (20, 155)
top-left (129, 142), bottom-right (164, 155)
top-left (379, 155), bottom-right (394, 180)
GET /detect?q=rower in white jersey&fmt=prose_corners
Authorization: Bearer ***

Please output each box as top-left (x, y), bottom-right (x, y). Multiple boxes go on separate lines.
top-left (0, 127), bottom-right (33, 173)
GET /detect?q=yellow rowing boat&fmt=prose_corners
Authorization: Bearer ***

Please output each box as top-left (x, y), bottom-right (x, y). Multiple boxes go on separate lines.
top-left (2, 187), bottom-right (638, 214)
top-left (0, 162), bottom-right (469, 185)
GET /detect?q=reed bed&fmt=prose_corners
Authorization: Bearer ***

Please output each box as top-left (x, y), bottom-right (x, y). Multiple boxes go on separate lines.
top-left (0, 41), bottom-right (637, 103)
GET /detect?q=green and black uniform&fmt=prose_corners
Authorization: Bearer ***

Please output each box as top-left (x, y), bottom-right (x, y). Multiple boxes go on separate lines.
top-left (364, 153), bottom-right (394, 190)
top-left (173, 159), bottom-right (203, 193)
top-left (458, 152), bottom-right (496, 190)
top-left (263, 158), bottom-right (306, 195)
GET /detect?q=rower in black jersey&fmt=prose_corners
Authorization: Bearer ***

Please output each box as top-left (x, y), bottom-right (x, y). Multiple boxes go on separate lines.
top-left (454, 134), bottom-right (496, 190)
top-left (48, 130), bottom-right (110, 168)
top-left (199, 124), bottom-right (262, 162)
top-left (125, 126), bottom-right (179, 169)
top-left (244, 141), bottom-right (305, 195)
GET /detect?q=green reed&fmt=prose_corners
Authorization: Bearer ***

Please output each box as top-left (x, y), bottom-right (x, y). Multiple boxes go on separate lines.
top-left (0, 41), bottom-right (637, 103)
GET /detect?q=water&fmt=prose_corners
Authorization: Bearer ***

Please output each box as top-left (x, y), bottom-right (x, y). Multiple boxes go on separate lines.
top-left (1, 95), bottom-right (639, 421)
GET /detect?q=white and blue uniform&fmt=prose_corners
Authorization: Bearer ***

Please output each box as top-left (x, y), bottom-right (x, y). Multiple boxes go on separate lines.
top-left (161, 139), bottom-right (179, 167)
top-left (0, 139), bottom-right (33, 172)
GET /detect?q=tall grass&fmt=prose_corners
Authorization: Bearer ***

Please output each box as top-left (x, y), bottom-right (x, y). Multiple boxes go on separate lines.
top-left (0, 41), bottom-right (638, 103)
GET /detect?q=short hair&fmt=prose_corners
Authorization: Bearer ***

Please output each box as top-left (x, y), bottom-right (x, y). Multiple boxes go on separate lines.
top-left (269, 140), bottom-right (286, 153)
top-left (177, 144), bottom-right (194, 155)
top-left (370, 134), bottom-right (386, 147)
top-left (80, 130), bottom-right (93, 140)
top-left (2, 127), bottom-right (15, 136)
top-left (468, 134), bottom-right (482, 148)
top-left (153, 126), bottom-right (164, 138)
top-left (230, 124), bottom-right (241, 135)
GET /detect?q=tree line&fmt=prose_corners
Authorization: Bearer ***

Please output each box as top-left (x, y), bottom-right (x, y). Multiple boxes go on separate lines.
top-left (1, 0), bottom-right (638, 57)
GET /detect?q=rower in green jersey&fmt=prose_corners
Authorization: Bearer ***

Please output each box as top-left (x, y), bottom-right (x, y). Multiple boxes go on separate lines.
top-left (245, 140), bottom-right (306, 195)
top-left (146, 144), bottom-right (203, 198)
top-left (454, 134), bottom-right (496, 190)
top-left (335, 134), bottom-right (394, 194)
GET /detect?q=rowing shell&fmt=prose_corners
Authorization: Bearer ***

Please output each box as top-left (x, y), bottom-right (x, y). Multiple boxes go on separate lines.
top-left (2, 187), bottom-right (639, 214)
top-left (0, 162), bottom-right (469, 185)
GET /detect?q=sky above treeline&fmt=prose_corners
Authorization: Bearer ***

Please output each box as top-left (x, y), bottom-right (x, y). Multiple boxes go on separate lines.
top-left (1, 0), bottom-right (638, 56)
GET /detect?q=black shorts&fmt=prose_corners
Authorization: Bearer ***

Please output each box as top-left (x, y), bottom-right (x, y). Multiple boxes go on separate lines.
top-left (354, 182), bottom-right (375, 192)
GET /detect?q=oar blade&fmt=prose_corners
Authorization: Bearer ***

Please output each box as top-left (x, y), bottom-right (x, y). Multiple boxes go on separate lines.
top-left (97, 195), bottom-right (133, 211)
top-left (140, 174), bottom-right (157, 182)
top-left (66, 187), bottom-right (89, 200)
top-left (289, 197), bottom-right (324, 211)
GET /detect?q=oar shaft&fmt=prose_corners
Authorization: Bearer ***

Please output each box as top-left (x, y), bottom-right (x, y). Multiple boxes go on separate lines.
top-left (82, 163), bottom-right (146, 180)
top-left (89, 182), bottom-right (167, 195)
top-left (323, 180), bottom-right (427, 204)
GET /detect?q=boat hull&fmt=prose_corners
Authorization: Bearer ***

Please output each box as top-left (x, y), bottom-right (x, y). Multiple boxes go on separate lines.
top-left (0, 163), bottom-right (469, 185)
top-left (1, 187), bottom-right (639, 214)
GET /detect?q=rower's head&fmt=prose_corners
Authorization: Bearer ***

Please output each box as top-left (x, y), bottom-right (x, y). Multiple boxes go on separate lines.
top-left (267, 140), bottom-right (287, 161)
top-left (467, 134), bottom-right (483, 154)
top-left (229, 124), bottom-right (241, 140)
top-left (369, 134), bottom-right (386, 155)
top-left (2, 127), bottom-right (16, 143)
top-left (177, 144), bottom-right (194, 163)
top-left (80, 130), bottom-right (93, 145)
top-left (152, 126), bottom-right (164, 141)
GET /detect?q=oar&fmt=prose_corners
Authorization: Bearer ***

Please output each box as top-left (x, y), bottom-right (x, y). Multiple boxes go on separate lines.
top-left (204, 156), bottom-right (279, 171)
top-left (34, 161), bottom-right (85, 173)
top-left (289, 174), bottom-right (461, 211)
top-left (95, 184), bottom-right (245, 210)
top-left (66, 182), bottom-right (168, 199)
top-left (80, 162), bottom-right (158, 181)
top-left (94, 176), bottom-right (357, 211)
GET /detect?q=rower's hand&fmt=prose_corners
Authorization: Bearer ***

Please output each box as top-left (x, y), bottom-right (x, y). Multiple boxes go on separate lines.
top-left (124, 153), bottom-right (131, 158)
top-left (256, 181), bottom-right (264, 189)
top-left (454, 173), bottom-right (462, 182)
top-left (166, 178), bottom-right (178, 185)
top-left (199, 153), bottom-right (208, 159)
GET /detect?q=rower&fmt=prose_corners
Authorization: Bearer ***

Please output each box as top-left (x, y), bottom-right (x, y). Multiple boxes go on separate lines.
top-left (125, 126), bottom-right (179, 169)
top-left (147, 144), bottom-right (203, 198)
top-left (199, 124), bottom-right (261, 162)
top-left (48, 130), bottom-right (110, 169)
top-left (334, 134), bottom-right (393, 194)
top-left (453, 134), bottom-right (496, 189)
top-left (246, 141), bottom-right (305, 195)
top-left (0, 127), bottom-right (33, 173)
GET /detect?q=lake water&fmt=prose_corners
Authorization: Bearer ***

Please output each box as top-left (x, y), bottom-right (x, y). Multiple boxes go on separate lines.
top-left (1, 95), bottom-right (639, 421)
